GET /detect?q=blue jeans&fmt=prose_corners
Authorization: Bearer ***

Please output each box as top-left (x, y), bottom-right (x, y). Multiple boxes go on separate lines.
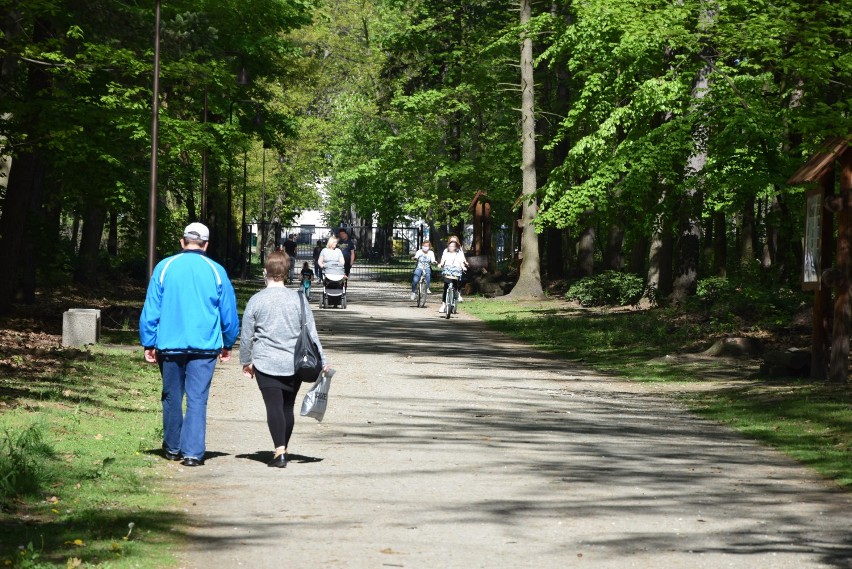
top-left (412, 266), bottom-right (431, 292)
top-left (159, 354), bottom-right (218, 460)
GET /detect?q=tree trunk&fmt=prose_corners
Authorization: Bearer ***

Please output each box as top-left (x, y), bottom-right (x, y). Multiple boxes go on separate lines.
top-left (671, 41), bottom-right (712, 302)
top-left (382, 223), bottom-right (394, 262)
top-left (762, 195), bottom-right (781, 270)
top-left (603, 225), bottom-right (624, 271)
top-left (702, 214), bottom-right (714, 274)
top-left (0, 150), bottom-right (44, 313)
top-left (563, 230), bottom-right (575, 277)
top-left (628, 235), bottom-right (648, 276)
top-left (19, 170), bottom-right (57, 304)
top-left (0, 16), bottom-right (51, 313)
top-left (739, 194), bottom-right (755, 268)
top-left (828, 151), bottom-right (852, 383)
top-left (671, 205), bottom-right (701, 302)
top-left (107, 210), bottom-right (118, 256)
top-left (770, 193), bottom-right (796, 282)
top-left (507, 0), bottom-right (543, 299)
top-left (74, 201), bottom-right (107, 286)
top-left (648, 212), bottom-right (674, 298)
top-left (578, 225), bottom-right (595, 277)
top-left (713, 210), bottom-right (727, 277)
top-left (545, 228), bottom-right (564, 279)
top-left (71, 214), bottom-right (81, 252)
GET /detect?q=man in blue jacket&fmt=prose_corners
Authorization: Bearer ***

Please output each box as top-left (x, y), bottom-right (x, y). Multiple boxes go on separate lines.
top-left (139, 222), bottom-right (239, 467)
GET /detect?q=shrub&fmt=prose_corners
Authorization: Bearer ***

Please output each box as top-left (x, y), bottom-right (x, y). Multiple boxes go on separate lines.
top-left (695, 276), bottom-right (736, 301)
top-left (566, 271), bottom-right (646, 307)
top-left (0, 423), bottom-right (55, 505)
top-left (692, 275), bottom-right (805, 328)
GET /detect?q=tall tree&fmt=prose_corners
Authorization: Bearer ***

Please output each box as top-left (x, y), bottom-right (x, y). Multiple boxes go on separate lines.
top-left (508, 0), bottom-right (544, 298)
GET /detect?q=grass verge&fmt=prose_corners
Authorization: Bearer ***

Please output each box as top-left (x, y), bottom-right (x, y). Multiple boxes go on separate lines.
top-left (0, 344), bottom-right (183, 568)
top-left (463, 298), bottom-right (852, 488)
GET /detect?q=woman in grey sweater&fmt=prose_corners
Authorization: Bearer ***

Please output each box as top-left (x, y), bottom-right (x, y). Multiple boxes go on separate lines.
top-left (240, 251), bottom-right (328, 467)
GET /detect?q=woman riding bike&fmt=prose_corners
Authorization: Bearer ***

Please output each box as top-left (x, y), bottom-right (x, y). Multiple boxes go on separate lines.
top-left (437, 238), bottom-right (468, 314)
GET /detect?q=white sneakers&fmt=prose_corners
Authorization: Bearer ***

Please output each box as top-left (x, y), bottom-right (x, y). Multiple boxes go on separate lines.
top-left (410, 292), bottom-right (416, 301)
top-left (457, 293), bottom-right (463, 302)
top-left (438, 303), bottom-right (446, 313)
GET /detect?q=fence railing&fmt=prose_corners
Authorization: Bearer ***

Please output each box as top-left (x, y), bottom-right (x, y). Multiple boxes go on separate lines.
top-left (240, 223), bottom-right (513, 280)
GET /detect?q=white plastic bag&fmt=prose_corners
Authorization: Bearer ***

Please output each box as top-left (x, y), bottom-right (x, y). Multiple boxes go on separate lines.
top-left (300, 368), bottom-right (335, 422)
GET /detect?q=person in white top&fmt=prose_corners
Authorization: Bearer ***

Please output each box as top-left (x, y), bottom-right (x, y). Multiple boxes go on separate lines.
top-left (437, 236), bottom-right (468, 313)
top-left (410, 240), bottom-right (437, 300)
top-left (317, 236), bottom-right (346, 278)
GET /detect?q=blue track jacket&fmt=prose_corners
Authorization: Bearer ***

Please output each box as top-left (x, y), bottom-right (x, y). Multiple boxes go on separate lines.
top-left (139, 249), bottom-right (239, 354)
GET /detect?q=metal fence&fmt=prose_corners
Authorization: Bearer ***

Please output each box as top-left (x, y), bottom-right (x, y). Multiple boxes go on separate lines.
top-left (242, 223), bottom-right (513, 280)
top-left (244, 224), bottom-right (425, 280)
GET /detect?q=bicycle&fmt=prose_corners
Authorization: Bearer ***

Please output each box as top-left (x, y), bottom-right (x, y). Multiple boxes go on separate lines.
top-left (415, 270), bottom-right (428, 308)
top-left (443, 277), bottom-right (459, 319)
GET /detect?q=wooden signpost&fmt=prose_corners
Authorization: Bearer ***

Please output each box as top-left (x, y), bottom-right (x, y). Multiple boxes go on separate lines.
top-left (468, 190), bottom-right (493, 271)
top-left (788, 137), bottom-right (852, 383)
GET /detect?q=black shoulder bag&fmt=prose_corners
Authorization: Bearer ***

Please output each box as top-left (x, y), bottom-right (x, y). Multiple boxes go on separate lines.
top-left (294, 291), bottom-right (323, 381)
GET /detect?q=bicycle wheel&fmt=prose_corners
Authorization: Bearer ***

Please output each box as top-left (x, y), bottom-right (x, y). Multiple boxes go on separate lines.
top-left (417, 277), bottom-right (427, 307)
top-left (444, 283), bottom-right (453, 319)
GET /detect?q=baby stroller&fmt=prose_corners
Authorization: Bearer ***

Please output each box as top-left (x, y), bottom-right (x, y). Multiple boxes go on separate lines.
top-left (320, 274), bottom-right (347, 309)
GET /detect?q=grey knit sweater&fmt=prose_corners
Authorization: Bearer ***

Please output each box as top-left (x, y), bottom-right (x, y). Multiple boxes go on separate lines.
top-left (239, 286), bottom-right (326, 376)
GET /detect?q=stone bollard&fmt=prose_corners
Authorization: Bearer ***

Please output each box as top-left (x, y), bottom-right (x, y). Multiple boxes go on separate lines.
top-left (62, 308), bottom-right (102, 347)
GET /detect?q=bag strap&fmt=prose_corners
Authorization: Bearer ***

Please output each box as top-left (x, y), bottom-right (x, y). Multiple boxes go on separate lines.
top-left (298, 290), bottom-right (307, 328)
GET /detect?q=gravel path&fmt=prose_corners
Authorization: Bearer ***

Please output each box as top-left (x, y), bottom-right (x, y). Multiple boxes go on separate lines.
top-left (167, 281), bottom-right (852, 569)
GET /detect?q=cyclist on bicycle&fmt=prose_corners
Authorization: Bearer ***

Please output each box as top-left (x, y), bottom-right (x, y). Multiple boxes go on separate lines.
top-left (437, 239), bottom-right (468, 313)
top-left (410, 240), bottom-right (437, 301)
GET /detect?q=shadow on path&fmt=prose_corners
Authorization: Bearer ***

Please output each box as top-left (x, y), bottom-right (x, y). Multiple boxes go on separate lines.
top-left (176, 282), bottom-right (852, 569)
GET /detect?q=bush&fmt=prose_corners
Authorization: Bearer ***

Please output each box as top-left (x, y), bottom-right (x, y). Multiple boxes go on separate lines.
top-left (692, 275), bottom-right (805, 328)
top-left (0, 423), bottom-right (55, 505)
top-left (566, 271), bottom-right (646, 307)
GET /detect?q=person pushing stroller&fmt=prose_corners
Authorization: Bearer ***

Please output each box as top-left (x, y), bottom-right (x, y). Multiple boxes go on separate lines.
top-left (316, 236), bottom-right (348, 308)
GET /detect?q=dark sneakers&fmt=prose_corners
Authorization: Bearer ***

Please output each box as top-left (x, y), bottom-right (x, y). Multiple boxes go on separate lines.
top-left (163, 443), bottom-right (203, 466)
top-left (162, 444), bottom-right (181, 461)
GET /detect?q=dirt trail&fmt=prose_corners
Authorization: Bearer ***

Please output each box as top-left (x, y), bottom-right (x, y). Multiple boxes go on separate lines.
top-left (167, 281), bottom-right (852, 569)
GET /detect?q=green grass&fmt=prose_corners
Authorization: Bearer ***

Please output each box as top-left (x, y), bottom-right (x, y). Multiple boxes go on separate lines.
top-left (462, 299), bottom-right (707, 378)
top-left (463, 298), bottom-right (852, 488)
top-left (683, 382), bottom-right (852, 486)
top-left (233, 279), bottom-right (264, 313)
top-left (0, 345), bottom-right (183, 568)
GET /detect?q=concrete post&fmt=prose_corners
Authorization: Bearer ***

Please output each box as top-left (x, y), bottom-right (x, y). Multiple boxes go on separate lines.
top-left (62, 308), bottom-right (101, 347)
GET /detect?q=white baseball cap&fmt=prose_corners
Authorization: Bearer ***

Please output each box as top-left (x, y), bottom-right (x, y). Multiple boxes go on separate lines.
top-left (183, 222), bottom-right (210, 242)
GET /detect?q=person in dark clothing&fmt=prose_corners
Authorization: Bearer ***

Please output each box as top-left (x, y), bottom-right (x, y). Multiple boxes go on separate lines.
top-left (336, 228), bottom-right (356, 277)
top-left (312, 240), bottom-right (324, 282)
top-left (283, 234), bottom-right (298, 282)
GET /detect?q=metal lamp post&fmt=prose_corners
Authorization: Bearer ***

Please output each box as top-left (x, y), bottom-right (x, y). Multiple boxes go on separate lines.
top-left (260, 143), bottom-right (267, 265)
top-left (147, 0), bottom-right (162, 280)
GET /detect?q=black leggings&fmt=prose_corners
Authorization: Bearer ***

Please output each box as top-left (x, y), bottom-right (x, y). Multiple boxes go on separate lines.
top-left (255, 370), bottom-right (301, 449)
top-left (442, 277), bottom-right (459, 300)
